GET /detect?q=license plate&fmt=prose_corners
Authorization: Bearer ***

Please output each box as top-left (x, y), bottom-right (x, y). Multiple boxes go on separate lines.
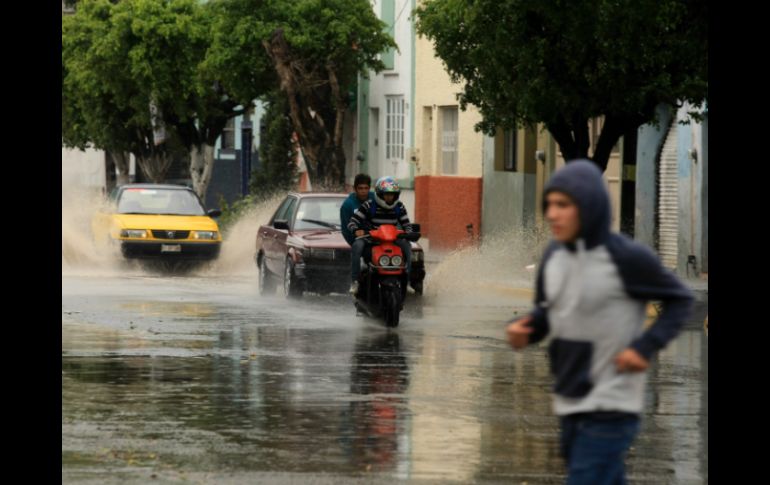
top-left (161, 244), bottom-right (181, 253)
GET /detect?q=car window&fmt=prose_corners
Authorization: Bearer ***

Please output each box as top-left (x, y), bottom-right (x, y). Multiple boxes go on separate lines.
top-left (294, 198), bottom-right (344, 231)
top-left (272, 197), bottom-right (293, 223)
top-left (284, 198), bottom-right (299, 227)
top-left (117, 188), bottom-right (205, 215)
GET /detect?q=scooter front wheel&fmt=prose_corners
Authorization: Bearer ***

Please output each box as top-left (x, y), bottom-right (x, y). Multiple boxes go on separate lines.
top-left (383, 287), bottom-right (401, 328)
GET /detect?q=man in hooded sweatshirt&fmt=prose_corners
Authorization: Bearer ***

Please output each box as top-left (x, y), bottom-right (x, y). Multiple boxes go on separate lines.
top-left (506, 160), bottom-right (693, 484)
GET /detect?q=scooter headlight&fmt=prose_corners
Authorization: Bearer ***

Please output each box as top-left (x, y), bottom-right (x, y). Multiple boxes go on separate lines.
top-left (378, 255), bottom-right (391, 266)
top-left (390, 255), bottom-right (403, 266)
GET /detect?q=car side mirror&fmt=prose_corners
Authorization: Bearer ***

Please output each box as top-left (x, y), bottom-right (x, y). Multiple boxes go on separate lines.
top-left (207, 209), bottom-right (222, 218)
top-left (273, 220), bottom-right (290, 230)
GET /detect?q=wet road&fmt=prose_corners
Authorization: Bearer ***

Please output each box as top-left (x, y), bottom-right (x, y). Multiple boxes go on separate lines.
top-left (62, 271), bottom-right (707, 484)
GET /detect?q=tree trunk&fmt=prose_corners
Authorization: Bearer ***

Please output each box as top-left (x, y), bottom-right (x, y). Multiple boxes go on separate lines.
top-left (114, 152), bottom-right (131, 186)
top-left (548, 120), bottom-right (570, 159)
top-left (135, 152), bottom-right (172, 183)
top-left (573, 116), bottom-right (590, 160)
top-left (593, 104), bottom-right (658, 172)
top-left (327, 66), bottom-right (347, 190)
top-left (190, 143), bottom-right (216, 199)
top-left (263, 32), bottom-right (317, 176)
top-left (592, 115), bottom-right (624, 173)
top-left (548, 115), bottom-right (581, 162)
top-left (263, 29), bottom-right (347, 191)
top-left (547, 116), bottom-right (601, 171)
top-left (549, 105), bottom-right (659, 173)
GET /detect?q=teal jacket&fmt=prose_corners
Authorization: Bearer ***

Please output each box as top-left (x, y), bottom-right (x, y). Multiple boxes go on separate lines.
top-left (340, 191), bottom-right (375, 245)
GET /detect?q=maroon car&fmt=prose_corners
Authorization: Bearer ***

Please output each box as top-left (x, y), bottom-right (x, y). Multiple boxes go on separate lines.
top-left (255, 192), bottom-right (425, 298)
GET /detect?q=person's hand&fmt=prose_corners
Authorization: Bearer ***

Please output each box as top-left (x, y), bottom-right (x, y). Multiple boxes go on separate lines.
top-left (614, 348), bottom-right (649, 373)
top-left (355, 230), bottom-right (365, 237)
top-left (506, 315), bottom-right (533, 350)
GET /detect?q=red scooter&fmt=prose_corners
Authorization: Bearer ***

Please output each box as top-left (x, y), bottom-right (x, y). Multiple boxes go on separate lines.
top-left (353, 224), bottom-right (420, 327)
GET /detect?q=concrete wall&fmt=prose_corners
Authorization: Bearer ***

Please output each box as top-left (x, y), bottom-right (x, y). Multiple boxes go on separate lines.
top-left (414, 29), bottom-right (483, 178)
top-left (635, 105), bottom-right (673, 249)
top-left (481, 135), bottom-right (536, 238)
top-left (412, 22), bottom-right (484, 251)
top-left (676, 103), bottom-right (707, 277)
top-left (365, 0), bottom-right (414, 185)
top-left (62, 147), bottom-right (106, 197)
top-left (634, 103), bottom-right (707, 277)
top-left (414, 175), bottom-right (482, 250)
top-left (701, 114), bottom-right (708, 273)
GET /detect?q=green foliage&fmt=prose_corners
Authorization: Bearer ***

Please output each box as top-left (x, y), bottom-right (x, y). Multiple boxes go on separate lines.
top-left (208, 0), bottom-right (397, 186)
top-left (415, 0), bottom-right (707, 168)
top-left (250, 92), bottom-right (298, 200)
top-left (62, 0), bottom-right (253, 181)
top-left (64, 0), bottom-right (400, 186)
top-left (217, 193), bottom-right (259, 234)
top-left (416, 0), bottom-right (707, 133)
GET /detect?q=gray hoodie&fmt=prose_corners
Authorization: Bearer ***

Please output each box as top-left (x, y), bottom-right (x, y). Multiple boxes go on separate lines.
top-left (520, 160), bottom-right (693, 416)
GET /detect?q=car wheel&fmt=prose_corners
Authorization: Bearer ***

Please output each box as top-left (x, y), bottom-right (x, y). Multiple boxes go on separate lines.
top-left (259, 256), bottom-right (276, 296)
top-left (283, 257), bottom-right (303, 299)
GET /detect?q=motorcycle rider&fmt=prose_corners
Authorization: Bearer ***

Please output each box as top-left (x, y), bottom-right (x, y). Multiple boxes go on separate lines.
top-left (347, 176), bottom-right (413, 294)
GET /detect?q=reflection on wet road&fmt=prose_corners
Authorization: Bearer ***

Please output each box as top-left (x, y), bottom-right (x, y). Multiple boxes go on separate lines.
top-left (62, 274), bottom-right (707, 484)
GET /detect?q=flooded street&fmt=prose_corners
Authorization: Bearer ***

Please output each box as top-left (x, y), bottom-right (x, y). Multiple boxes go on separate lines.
top-left (62, 181), bottom-right (706, 484)
top-left (62, 269), bottom-right (707, 484)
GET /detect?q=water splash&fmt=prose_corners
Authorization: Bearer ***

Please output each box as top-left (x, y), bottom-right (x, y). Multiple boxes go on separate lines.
top-left (62, 185), bottom-right (284, 278)
top-left (202, 195), bottom-right (284, 277)
top-left (61, 190), bottom-right (129, 276)
top-left (424, 226), bottom-right (550, 304)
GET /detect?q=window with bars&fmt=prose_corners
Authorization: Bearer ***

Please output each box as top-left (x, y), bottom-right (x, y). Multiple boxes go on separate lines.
top-left (221, 118), bottom-right (235, 150)
top-left (440, 106), bottom-right (458, 175)
top-left (386, 96), bottom-right (405, 162)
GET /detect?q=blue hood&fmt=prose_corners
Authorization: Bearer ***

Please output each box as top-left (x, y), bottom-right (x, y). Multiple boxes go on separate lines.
top-left (544, 159), bottom-right (611, 249)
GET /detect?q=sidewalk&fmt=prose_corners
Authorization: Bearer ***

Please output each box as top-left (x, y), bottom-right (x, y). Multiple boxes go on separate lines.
top-left (423, 250), bottom-right (707, 328)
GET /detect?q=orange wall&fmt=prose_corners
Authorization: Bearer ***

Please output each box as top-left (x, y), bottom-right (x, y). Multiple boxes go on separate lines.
top-left (415, 176), bottom-right (482, 250)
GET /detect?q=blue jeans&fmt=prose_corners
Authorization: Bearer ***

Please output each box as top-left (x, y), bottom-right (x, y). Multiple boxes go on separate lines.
top-left (350, 238), bottom-right (411, 281)
top-left (560, 413), bottom-right (640, 485)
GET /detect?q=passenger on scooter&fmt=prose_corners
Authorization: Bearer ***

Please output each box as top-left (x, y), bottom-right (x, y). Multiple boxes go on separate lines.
top-left (340, 173), bottom-right (375, 246)
top-left (347, 176), bottom-right (413, 294)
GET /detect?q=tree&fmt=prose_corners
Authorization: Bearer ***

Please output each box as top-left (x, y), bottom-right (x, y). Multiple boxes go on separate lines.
top-left (63, 0), bottom-right (180, 184)
top-left (415, 0), bottom-right (708, 172)
top-left (209, 0), bottom-right (397, 189)
top-left (62, 0), bottom-right (254, 198)
top-left (250, 91), bottom-right (297, 199)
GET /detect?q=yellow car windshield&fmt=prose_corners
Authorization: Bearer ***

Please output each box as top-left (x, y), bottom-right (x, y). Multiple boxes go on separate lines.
top-left (117, 188), bottom-right (206, 216)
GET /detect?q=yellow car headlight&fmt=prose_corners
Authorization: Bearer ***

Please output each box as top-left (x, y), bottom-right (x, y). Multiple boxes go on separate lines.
top-left (120, 229), bottom-right (148, 239)
top-left (192, 231), bottom-right (218, 240)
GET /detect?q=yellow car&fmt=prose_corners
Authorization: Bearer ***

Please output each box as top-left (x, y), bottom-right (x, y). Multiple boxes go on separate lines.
top-left (93, 184), bottom-right (222, 261)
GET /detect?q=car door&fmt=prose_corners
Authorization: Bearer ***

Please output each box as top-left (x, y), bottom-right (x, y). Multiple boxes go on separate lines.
top-left (261, 196), bottom-right (292, 274)
top-left (276, 197), bottom-right (300, 276)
